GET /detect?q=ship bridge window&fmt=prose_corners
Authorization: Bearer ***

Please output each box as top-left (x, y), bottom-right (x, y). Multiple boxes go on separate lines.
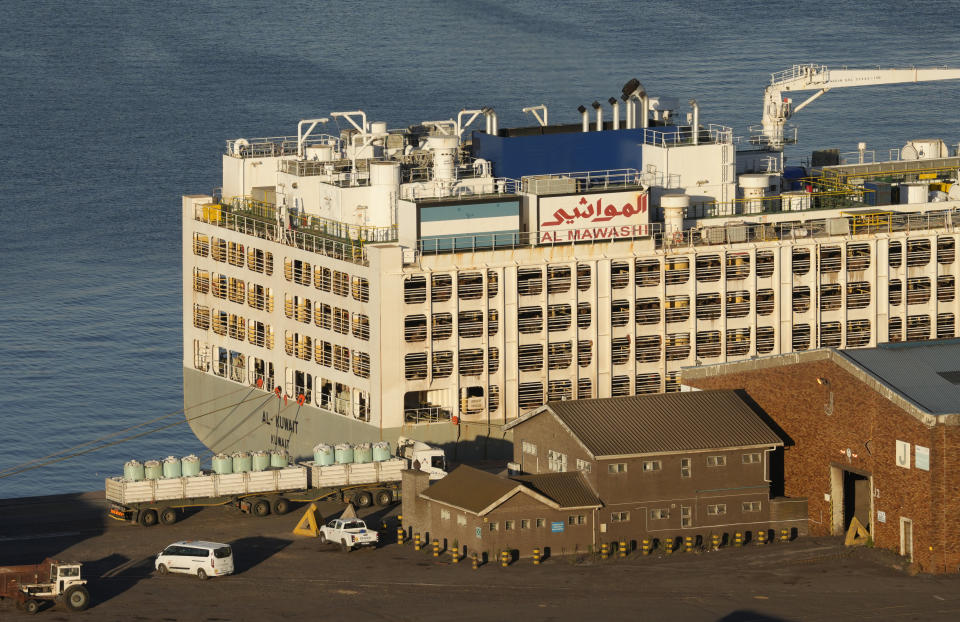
top-left (578, 339), bottom-right (592, 367)
top-left (352, 314), bottom-right (370, 340)
top-left (637, 297), bottom-right (662, 324)
top-left (889, 279), bottom-right (903, 306)
top-left (665, 296), bottom-right (690, 323)
top-left (611, 300), bottom-right (631, 327)
top-left (696, 330), bottom-right (721, 359)
top-left (458, 272), bottom-right (484, 300)
top-left (938, 275), bottom-right (955, 302)
top-left (353, 352), bottom-right (370, 378)
top-left (847, 319), bottom-right (871, 347)
top-left (792, 248), bottom-right (810, 275)
top-left (404, 276), bottom-right (426, 303)
top-left (228, 278), bottom-right (245, 304)
top-left (635, 259), bottom-right (660, 287)
top-left (847, 244), bottom-right (870, 272)
top-left (548, 341), bottom-right (573, 369)
top-left (316, 267), bottom-right (332, 292)
top-left (820, 284), bottom-right (842, 311)
top-left (907, 239), bottom-right (931, 267)
top-left (756, 250), bottom-right (775, 278)
top-left (665, 333), bottom-right (690, 361)
top-left (192, 269), bottom-right (210, 294)
top-left (518, 382), bottom-right (544, 410)
top-left (518, 306), bottom-right (544, 334)
top-left (432, 313), bottom-right (452, 341)
top-left (819, 246), bottom-right (841, 273)
top-left (333, 271), bottom-right (350, 297)
top-left (611, 262), bottom-right (630, 289)
top-left (404, 315), bottom-right (427, 342)
top-left (577, 378), bottom-right (592, 399)
top-left (937, 314), bottom-right (955, 339)
top-left (459, 348), bottom-right (484, 376)
top-left (756, 326), bottom-right (775, 354)
top-left (517, 268), bottom-right (543, 296)
top-left (228, 242), bottom-right (245, 268)
top-left (432, 351), bottom-right (453, 378)
top-left (792, 286), bottom-right (811, 313)
top-left (193, 304), bottom-right (210, 330)
top-left (352, 277), bottom-right (370, 302)
top-left (907, 277), bottom-right (931, 305)
top-left (193, 233), bottom-right (210, 257)
top-left (548, 379), bottom-right (573, 402)
top-left (636, 335), bottom-right (661, 362)
top-left (696, 293), bottom-right (722, 320)
top-left (726, 253), bottom-right (751, 281)
top-left (547, 266), bottom-right (572, 294)
top-left (212, 274), bottom-right (227, 299)
top-left (938, 237), bottom-right (955, 264)
top-left (459, 310), bottom-right (484, 338)
top-left (907, 315), bottom-right (931, 341)
top-left (665, 257), bottom-right (689, 285)
top-left (518, 344), bottom-right (544, 372)
top-left (250, 358), bottom-right (274, 390)
top-left (548, 304), bottom-right (572, 332)
top-left (487, 270), bottom-right (499, 298)
top-left (404, 353), bottom-right (427, 380)
top-left (792, 324), bottom-right (811, 351)
top-left (726, 291), bottom-right (750, 318)
top-left (577, 302), bottom-right (591, 329)
top-left (696, 255), bottom-right (721, 282)
top-left (577, 264), bottom-right (592, 291)
top-left (488, 347), bottom-right (500, 373)
top-left (334, 345), bottom-right (351, 371)
top-left (847, 282), bottom-right (870, 309)
top-left (726, 328), bottom-right (751, 356)
top-left (211, 237), bottom-right (226, 262)
top-left (611, 337), bottom-right (631, 365)
top-left (611, 375), bottom-right (630, 397)
top-left (888, 241), bottom-right (903, 268)
top-left (756, 289), bottom-right (775, 316)
top-left (820, 321), bottom-right (842, 348)
top-left (635, 373), bottom-right (660, 394)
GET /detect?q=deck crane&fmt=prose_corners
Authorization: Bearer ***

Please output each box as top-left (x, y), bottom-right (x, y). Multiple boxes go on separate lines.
top-left (758, 64), bottom-right (960, 149)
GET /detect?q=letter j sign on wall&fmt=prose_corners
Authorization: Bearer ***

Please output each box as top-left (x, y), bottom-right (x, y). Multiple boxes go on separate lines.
top-left (895, 440), bottom-right (910, 469)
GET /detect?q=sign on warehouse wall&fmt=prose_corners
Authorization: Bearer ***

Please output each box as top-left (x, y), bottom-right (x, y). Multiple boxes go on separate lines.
top-left (537, 190), bottom-right (649, 244)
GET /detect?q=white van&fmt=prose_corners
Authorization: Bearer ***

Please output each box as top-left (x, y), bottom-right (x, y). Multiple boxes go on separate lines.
top-left (155, 541), bottom-right (234, 580)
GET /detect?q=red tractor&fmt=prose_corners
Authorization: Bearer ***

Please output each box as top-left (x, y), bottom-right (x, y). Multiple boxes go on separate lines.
top-left (0, 559), bottom-right (90, 614)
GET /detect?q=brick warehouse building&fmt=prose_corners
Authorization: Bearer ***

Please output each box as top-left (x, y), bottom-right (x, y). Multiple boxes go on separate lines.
top-left (683, 340), bottom-right (960, 573)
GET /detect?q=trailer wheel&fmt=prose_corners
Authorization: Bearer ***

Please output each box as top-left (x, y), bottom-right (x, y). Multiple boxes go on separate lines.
top-left (63, 585), bottom-right (90, 612)
top-left (353, 491), bottom-right (373, 508)
top-left (253, 498), bottom-right (271, 517)
top-left (159, 507), bottom-right (178, 525)
top-left (139, 509), bottom-right (158, 527)
top-left (25, 599), bottom-right (39, 614)
top-left (272, 497), bottom-right (290, 515)
top-left (375, 490), bottom-right (393, 506)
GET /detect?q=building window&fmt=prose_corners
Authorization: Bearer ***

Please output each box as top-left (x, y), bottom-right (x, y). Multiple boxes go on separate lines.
top-left (504, 520), bottom-right (515, 531)
top-left (547, 450), bottom-right (567, 472)
top-left (522, 441), bottom-right (537, 456)
top-left (650, 509), bottom-right (669, 520)
top-left (611, 511), bottom-right (630, 522)
top-left (576, 459), bottom-right (592, 473)
top-left (440, 509), bottom-right (450, 520)
top-left (567, 514), bottom-right (586, 526)
top-left (707, 504), bottom-right (727, 516)
top-left (521, 519), bottom-right (530, 529)
top-left (742, 501), bottom-right (762, 512)
top-left (680, 458), bottom-right (691, 478)
top-left (488, 522), bottom-right (498, 532)
top-left (681, 506), bottom-right (692, 528)
top-left (706, 455), bottom-right (727, 467)
top-left (642, 460), bottom-right (661, 472)
top-left (608, 463), bottom-right (627, 474)
top-left (457, 515), bottom-right (467, 526)
top-left (742, 452), bottom-right (761, 464)
top-left (536, 518), bottom-right (545, 528)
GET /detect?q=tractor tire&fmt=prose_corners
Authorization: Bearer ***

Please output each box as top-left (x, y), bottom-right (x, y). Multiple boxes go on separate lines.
top-left (253, 498), bottom-right (271, 517)
top-left (139, 509), bottom-right (158, 527)
top-left (64, 585), bottom-right (90, 612)
top-left (272, 497), bottom-right (290, 515)
top-left (25, 599), bottom-right (40, 614)
top-left (159, 507), bottom-right (178, 525)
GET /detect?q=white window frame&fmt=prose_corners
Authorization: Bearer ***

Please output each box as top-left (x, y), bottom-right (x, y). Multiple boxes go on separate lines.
top-left (576, 459), bottom-right (592, 473)
top-left (547, 449), bottom-right (567, 472)
top-left (742, 501), bottom-right (762, 512)
top-left (642, 460), bottom-right (661, 472)
top-left (742, 452), bottom-right (761, 464)
top-left (522, 440), bottom-right (537, 456)
top-left (608, 462), bottom-right (628, 474)
top-left (611, 511), bottom-right (630, 522)
top-left (650, 508), bottom-right (669, 520)
top-left (680, 506), bottom-right (692, 528)
top-left (680, 457), bottom-right (691, 478)
top-left (706, 455), bottom-right (727, 467)
top-left (707, 504), bottom-right (727, 516)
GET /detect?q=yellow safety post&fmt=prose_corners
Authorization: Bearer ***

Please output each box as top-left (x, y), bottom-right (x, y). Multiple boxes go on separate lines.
top-left (618, 541), bottom-right (627, 558)
top-left (600, 542), bottom-right (609, 560)
top-left (500, 550), bottom-right (510, 568)
top-left (756, 529), bottom-right (768, 545)
top-left (665, 538), bottom-right (675, 555)
top-left (292, 503), bottom-right (321, 537)
top-left (451, 547), bottom-right (460, 563)
top-left (780, 528), bottom-right (791, 543)
top-left (471, 552), bottom-right (479, 570)
top-left (734, 532), bottom-right (743, 547)
top-left (533, 547), bottom-right (541, 565)
top-left (711, 534), bottom-right (721, 551)
top-left (432, 539), bottom-right (440, 557)
top-left (397, 526), bottom-right (405, 545)
top-left (641, 539), bottom-right (651, 555)
top-left (414, 533), bottom-right (422, 551)
top-left (684, 536), bottom-right (694, 553)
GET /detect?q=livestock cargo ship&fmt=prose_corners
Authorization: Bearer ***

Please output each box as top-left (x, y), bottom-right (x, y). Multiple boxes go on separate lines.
top-left (183, 64), bottom-right (960, 460)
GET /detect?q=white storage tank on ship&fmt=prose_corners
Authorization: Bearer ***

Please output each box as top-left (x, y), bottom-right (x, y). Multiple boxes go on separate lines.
top-left (739, 174), bottom-right (770, 215)
top-left (232, 451), bottom-right (252, 473)
top-left (144, 460), bottom-right (163, 480)
top-left (270, 449), bottom-right (289, 468)
top-left (181, 454), bottom-right (201, 477)
top-left (162, 456), bottom-right (182, 479)
top-left (313, 443), bottom-right (335, 466)
top-left (212, 453), bottom-right (233, 474)
top-left (372, 441), bottom-right (391, 462)
top-left (334, 443), bottom-right (354, 465)
top-left (901, 182), bottom-right (928, 204)
top-left (353, 442), bottom-right (373, 464)
top-left (251, 450), bottom-right (271, 472)
top-left (124, 460), bottom-right (145, 481)
top-left (781, 190), bottom-right (811, 211)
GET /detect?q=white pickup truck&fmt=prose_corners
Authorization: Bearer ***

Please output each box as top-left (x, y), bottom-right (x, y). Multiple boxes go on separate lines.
top-left (319, 518), bottom-right (378, 551)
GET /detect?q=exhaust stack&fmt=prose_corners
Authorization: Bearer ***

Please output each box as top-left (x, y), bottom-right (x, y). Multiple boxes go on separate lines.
top-left (689, 99), bottom-right (699, 145)
top-left (578, 105), bottom-right (589, 132)
top-left (592, 101), bottom-right (603, 131)
top-left (609, 97), bottom-right (620, 130)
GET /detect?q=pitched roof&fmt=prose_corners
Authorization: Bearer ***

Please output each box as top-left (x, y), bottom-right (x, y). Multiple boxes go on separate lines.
top-left (510, 471), bottom-right (601, 509)
top-left (420, 465), bottom-right (517, 514)
top-left (507, 389), bottom-right (783, 458)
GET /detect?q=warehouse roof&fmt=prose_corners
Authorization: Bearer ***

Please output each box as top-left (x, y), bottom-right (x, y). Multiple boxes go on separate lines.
top-left (510, 472), bottom-right (601, 509)
top-left (504, 389), bottom-right (783, 459)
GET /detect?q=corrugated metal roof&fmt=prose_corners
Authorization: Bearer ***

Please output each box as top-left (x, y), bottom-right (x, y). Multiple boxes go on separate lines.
top-left (543, 389), bottom-right (783, 458)
top-left (420, 465), bottom-right (518, 514)
top-left (510, 472), bottom-right (601, 509)
top-left (840, 340), bottom-right (960, 415)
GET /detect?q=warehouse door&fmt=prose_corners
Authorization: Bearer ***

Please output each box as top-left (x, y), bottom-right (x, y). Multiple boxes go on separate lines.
top-left (830, 465), bottom-right (871, 536)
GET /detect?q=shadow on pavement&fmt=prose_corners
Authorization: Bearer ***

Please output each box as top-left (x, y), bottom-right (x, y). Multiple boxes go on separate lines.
top-left (230, 536), bottom-right (292, 574)
top-left (718, 611), bottom-right (796, 622)
top-left (84, 552), bottom-right (156, 608)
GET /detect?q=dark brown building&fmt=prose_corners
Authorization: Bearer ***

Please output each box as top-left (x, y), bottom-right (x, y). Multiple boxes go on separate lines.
top-left (503, 389), bottom-right (806, 545)
top-left (682, 341), bottom-right (960, 573)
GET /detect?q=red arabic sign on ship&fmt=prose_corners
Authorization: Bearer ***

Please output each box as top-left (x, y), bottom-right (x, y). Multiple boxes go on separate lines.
top-left (538, 191), bottom-right (649, 243)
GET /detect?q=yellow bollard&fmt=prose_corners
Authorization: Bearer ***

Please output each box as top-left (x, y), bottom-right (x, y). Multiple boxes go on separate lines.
top-left (780, 528), bottom-right (790, 542)
top-left (665, 538), bottom-right (674, 555)
top-left (618, 541), bottom-right (627, 558)
top-left (533, 547), bottom-right (541, 565)
top-left (684, 536), bottom-right (694, 553)
top-left (414, 533), bottom-right (422, 551)
top-left (600, 542), bottom-right (609, 560)
top-left (471, 552), bottom-right (479, 570)
top-left (711, 534), bottom-right (721, 551)
top-left (432, 539), bottom-right (439, 557)
top-left (734, 532), bottom-right (743, 547)
top-left (641, 538), bottom-right (651, 555)
top-left (451, 547), bottom-right (460, 563)
top-left (397, 526), bottom-right (405, 545)
top-left (757, 529), bottom-right (768, 545)
top-left (397, 514), bottom-right (403, 526)
top-left (500, 550), bottom-right (510, 568)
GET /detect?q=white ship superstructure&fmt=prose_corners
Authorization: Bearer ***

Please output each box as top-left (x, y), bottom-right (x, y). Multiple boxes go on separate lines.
top-left (183, 67), bottom-right (960, 459)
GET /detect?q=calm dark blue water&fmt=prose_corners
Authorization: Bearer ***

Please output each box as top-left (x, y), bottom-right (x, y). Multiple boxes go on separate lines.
top-left (1, 0), bottom-right (958, 498)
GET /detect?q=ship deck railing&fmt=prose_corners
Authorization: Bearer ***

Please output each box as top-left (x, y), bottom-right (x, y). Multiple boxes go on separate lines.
top-left (691, 179), bottom-right (870, 219)
top-left (226, 134), bottom-right (340, 159)
top-left (404, 406), bottom-right (452, 424)
top-left (404, 177), bottom-right (522, 203)
top-left (643, 124), bottom-right (733, 147)
top-left (820, 155), bottom-right (960, 183)
top-left (522, 169), bottom-right (644, 195)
